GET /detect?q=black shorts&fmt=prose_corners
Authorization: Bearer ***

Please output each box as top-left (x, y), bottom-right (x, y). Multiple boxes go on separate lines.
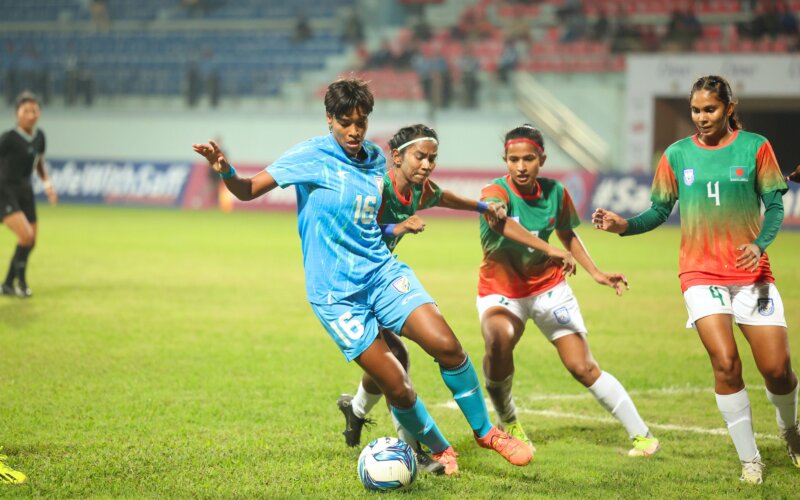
top-left (0, 183), bottom-right (37, 223)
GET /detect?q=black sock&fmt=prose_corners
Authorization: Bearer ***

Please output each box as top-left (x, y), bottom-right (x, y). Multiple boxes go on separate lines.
top-left (13, 245), bottom-right (32, 287)
top-left (4, 245), bottom-right (21, 286)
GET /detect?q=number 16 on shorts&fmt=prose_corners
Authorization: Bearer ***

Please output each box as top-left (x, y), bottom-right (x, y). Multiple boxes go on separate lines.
top-left (310, 302), bottom-right (379, 362)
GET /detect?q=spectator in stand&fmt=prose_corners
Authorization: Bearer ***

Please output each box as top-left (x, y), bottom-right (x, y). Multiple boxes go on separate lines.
top-left (365, 40), bottom-right (396, 69)
top-left (292, 14), bottom-right (313, 44)
top-left (777, 1), bottom-right (799, 36)
top-left (181, 0), bottom-right (209, 18)
top-left (663, 8), bottom-right (702, 51)
top-left (411, 14), bottom-right (433, 42)
top-left (497, 38), bottom-right (520, 84)
top-left (341, 8), bottom-right (365, 44)
top-left (89, 0), bottom-right (110, 30)
top-left (459, 44), bottom-right (480, 109)
top-left (394, 40), bottom-right (419, 70)
top-left (590, 9), bottom-right (610, 42)
top-left (561, 6), bottom-right (589, 43)
top-left (430, 50), bottom-right (452, 109)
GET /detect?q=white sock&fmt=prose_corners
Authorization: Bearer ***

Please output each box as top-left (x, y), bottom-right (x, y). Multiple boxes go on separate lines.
top-left (352, 382), bottom-right (382, 419)
top-left (765, 381), bottom-right (799, 430)
top-left (391, 411), bottom-right (420, 450)
top-left (587, 371), bottom-right (649, 439)
top-left (716, 388), bottom-right (760, 462)
top-left (485, 373), bottom-right (517, 424)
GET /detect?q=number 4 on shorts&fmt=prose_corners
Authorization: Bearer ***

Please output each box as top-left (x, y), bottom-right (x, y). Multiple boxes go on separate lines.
top-left (709, 286), bottom-right (725, 306)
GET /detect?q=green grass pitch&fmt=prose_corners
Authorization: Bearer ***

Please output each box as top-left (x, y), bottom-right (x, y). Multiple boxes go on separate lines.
top-left (1, 205), bottom-right (798, 498)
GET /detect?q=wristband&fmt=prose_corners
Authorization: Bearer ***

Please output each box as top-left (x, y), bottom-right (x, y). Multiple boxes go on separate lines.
top-left (43, 180), bottom-right (53, 190)
top-left (476, 201), bottom-right (489, 213)
top-left (219, 165), bottom-right (236, 179)
top-left (381, 224), bottom-right (396, 237)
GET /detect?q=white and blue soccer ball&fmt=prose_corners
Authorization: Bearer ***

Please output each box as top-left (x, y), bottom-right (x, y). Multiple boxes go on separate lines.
top-left (357, 437), bottom-right (417, 491)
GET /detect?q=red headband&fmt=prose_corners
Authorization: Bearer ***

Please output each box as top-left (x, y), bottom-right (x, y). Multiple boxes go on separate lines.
top-left (505, 138), bottom-right (544, 153)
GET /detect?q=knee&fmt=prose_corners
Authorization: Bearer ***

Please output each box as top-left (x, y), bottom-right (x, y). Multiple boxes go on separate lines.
top-left (711, 355), bottom-right (743, 383)
top-left (484, 333), bottom-right (514, 360)
top-left (384, 380), bottom-right (416, 408)
top-left (18, 232), bottom-right (35, 248)
top-left (435, 337), bottom-right (465, 368)
top-left (760, 359), bottom-right (792, 385)
top-left (566, 361), bottom-right (600, 386)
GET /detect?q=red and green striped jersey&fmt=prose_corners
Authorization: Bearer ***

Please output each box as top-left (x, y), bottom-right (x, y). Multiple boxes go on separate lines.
top-left (479, 175), bottom-right (580, 298)
top-left (377, 169), bottom-right (443, 251)
top-left (651, 130), bottom-right (788, 292)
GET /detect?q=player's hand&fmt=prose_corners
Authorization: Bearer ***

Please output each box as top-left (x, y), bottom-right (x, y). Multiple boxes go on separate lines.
top-left (44, 181), bottom-right (57, 205)
top-left (549, 249), bottom-right (576, 277)
top-left (735, 243), bottom-right (762, 272)
top-left (397, 215), bottom-right (425, 235)
top-left (787, 164), bottom-right (800, 183)
top-left (591, 208), bottom-right (629, 234)
top-left (484, 202), bottom-right (507, 226)
top-left (192, 140), bottom-right (230, 175)
top-left (593, 271), bottom-right (629, 296)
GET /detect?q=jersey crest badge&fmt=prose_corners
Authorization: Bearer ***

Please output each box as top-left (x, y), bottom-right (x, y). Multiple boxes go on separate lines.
top-left (683, 169), bottom-right (695, 186)
top-left (730, 166), bottom-right (749, 182)
top-left (374, 176), bottom-right (384, 192)
top-left (392, 276), bottom-right (411, 294)
top-left (757, 298), bottom-right (774, 316)
top-left (553, 307), bottom-right (571, 325)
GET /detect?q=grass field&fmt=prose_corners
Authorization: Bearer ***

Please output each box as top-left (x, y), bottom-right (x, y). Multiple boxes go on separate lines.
top-left (1, 204), bottom-right (798, 498)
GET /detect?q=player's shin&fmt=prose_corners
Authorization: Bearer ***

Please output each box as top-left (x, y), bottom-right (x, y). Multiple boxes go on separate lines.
top-left (485, 373), bottom-right (517, 424)
top-left (716, 388), bottom-right (760, 462)
top-left (390, 397), bottom-right (450, 454)
top-left (440, 356), bottom-right (493, 438)
top-left (588, 371), bottom-right (649, 438)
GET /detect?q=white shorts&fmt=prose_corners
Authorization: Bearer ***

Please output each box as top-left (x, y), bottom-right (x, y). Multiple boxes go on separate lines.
top-left (683, 282), bottom-right (787, 329)
top-left (476, 281), bottom-right (587, 342)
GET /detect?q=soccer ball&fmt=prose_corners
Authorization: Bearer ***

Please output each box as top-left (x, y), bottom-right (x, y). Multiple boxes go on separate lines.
top-left (357, 437), bottom-right (417, 491)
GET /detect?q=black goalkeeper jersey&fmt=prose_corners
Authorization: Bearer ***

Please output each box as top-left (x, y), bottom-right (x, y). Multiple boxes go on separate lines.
top-left (0, 128), bottom-right (46, 185)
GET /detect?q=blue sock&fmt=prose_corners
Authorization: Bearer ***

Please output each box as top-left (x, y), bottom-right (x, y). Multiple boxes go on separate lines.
top-left (390, 397), bottom-right (450, 454)
top-left (440, 355), bottom-right (493, 438)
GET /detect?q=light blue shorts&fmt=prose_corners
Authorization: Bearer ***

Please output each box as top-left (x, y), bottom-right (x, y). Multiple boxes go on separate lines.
top-left (310, 260), bottom-right (434, 362)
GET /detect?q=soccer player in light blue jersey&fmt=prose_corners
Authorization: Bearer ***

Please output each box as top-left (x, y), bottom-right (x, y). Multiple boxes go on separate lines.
top-left (192, 78), bottom-right (532, 475)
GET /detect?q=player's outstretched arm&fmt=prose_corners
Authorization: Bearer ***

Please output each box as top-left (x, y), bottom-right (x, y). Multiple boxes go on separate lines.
top-left (382, 215), bottom-right (426, 238)
top-left (436, 190), bottom-right (507, 224)
top-left (788, 165), bottom-right (800, 183)
top-left (557, 228), bottom-right (628, 296)
top-left (487, 215), bottom-right (576, 275)
top-left (192, 140), bottom-right (277, 200)
top-left (591, 208), bottom-right (629, 234)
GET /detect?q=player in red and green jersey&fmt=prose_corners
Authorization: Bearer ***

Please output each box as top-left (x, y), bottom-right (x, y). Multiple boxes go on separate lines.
top-left (477, 124), bottom-right (661, 459)
top-left (336, 124), bottom-right (526, 475)
top-left (593, 75), bottom-right (797, 485)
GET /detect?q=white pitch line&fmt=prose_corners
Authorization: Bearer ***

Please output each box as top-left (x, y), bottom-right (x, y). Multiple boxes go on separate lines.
top-left (438, 399), bottom-right (782, 441)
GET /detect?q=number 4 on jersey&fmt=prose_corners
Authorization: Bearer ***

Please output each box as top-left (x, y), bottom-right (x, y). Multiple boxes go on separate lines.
top-left (707, 181), bottom-right (720, 206)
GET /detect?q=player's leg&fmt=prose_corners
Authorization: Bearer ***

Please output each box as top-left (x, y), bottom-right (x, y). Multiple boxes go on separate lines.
top-left (532, 282), bottom-right (658, 456)
top-left (552, 333), bottom-right (658, 456)
top-left (686, 285), bottom-right (762, 483)
top-left (1, 211), bottom-right (34, 297)
top-left (400, 305), bottom-right (532, 467)
top-left (697, 314), bottom-right (762, 482)
top-left (0, 447), bottom-right (26, 485)
top-left (734, 283), bottom-right (799, 469)
top-left (337, 330), bottom-right (398, 447)
top-left (310, 298), bottom-right (453, 472)
top-left (374, 261), bottom-right (532, 467)
top-left (477, 295), bottom-right (533, 450)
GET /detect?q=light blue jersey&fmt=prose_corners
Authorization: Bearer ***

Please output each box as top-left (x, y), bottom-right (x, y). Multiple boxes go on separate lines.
top-left (267, 134), bottom-right (393, 304)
